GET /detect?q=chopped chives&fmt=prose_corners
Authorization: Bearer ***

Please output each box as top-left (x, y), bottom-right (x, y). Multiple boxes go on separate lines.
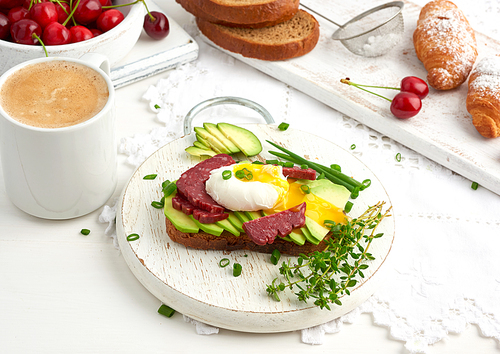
top-left (278, 122), bottom-right (290, 131)
top-left (127, 233), bottom-right (140, 241)
top-left (222, 170), bottom-right (232, 180)
top-left (252, 161), bottom-right (264, 165)
top-left (158, 304), bottom-right (175, 318)
top-left (350, 144), bottom-right (356, 150)
top-left (161, 180), bottom-right (171, 190)
top-left (330, 164), bottom-right (341, 172)
top-left (270, 249), bottom-right (281, 265)
top-left (471, 182), bottom-right (479, 190)
top-left (317, 172), bottom-right (325, 180)
top-left (300, 185), bottom-right (311, 194)
top-left (361, 179), bottom-right (371, 190)
top-left (154, 104), bottom-right (161, 109)
top-left (245, 173), bottom-right (253, 180)
top-left (266, 159), bottom-right (279, 165)
top-left (300, 164), bottom-right (308, 169)
top-left (80, 229), bottom-right (90, 235)
top-left (233, 263), bottom-right (242, 277)
top-left (151, 201), bottom-right (164, 209)
top-left (395, 153), bottom-right (402, 162)
top-left (163, 182), bottom-right (177, 197)
top-left (284, 162), bottom-right (294, 168)
top-left (143, 174), bottom-right (157, 180)
top-left (219, 258), bottom-right (230, 268)
top-left (344, 201), bottom-right (354, 213)
top-left (235, 170), bottom-right (245, 179)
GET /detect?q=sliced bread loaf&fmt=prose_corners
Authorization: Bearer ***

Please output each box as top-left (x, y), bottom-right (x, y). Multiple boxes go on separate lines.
top-left (176, 0), bottom-right (296, 28)
top-left (186, 0), bottom-right (299, 27)
top-left (196, 9), bottom-right (320, 61)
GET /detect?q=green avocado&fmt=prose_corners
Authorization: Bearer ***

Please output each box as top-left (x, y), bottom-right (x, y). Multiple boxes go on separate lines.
top-left (227, 212), bottom-right (245, 233)
top-left (194, 127), bottom-right (231, 155)
top-left (288, 229), bottom-right (306, 246)
top-left (300, 226), bottom-right (320, 245)
top-left (305, 216), bottom-right (330, 243)
top-left (189, 215), bottom-right (224, 236)
top-left (185, 146), bottom-right (217, 158)
top-left (203, 122), bottom-right (241, 154)
top-left (244, 210), bottom-right (262, 220)
top-left (163, 194), bottom-right (199, 234)
top-left (307, 179), bottom-right (351, 210)
top-left (217, 123), bottom-right (262, 157)
top-left (233, 211), bottom-right (250, 224)
top-left (216, 218), bottom-right (240, 236)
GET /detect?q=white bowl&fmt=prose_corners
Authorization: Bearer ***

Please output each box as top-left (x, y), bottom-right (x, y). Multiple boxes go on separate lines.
top-left (0, 0), bottom-right (145, 75)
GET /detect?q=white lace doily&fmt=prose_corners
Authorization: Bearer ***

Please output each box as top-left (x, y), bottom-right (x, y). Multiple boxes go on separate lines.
top-left (100, 2), bottom-right (500, 352)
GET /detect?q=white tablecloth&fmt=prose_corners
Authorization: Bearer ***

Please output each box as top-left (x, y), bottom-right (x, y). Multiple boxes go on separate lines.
top-left (1, 1), bottom-right (499, 353)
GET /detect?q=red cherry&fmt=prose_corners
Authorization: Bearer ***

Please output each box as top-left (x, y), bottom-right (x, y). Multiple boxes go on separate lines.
top-left (89, 27), bottom-right (101, 36)
top-left (29, 2), bottom-right (57, 28)
top-left (390, 92), bottom-right (422, 119)
top-left (0, 12), bottom-right (10, 39)
top-left (401, 76), bottom-right (429, 100)
top-left (143, 11), bottom-right (169, 40)
top-left (97, 0), bottom-right (111, 6)
top-left (8, 6), bottom-right (29, 23)
top-left (69, 24), bottom-right (92, 42)
top-left (74, 0), bottom-right (102, 25)
top-left (54, 1), bottom-right (70, 24)
top-left (0, 0), bottom-right (23, 10)
top-left (42, 21), bottom-right (70, 44)
top-left (10, 18), bottom-right (40, 44)
top-left (96, 8), bottom-right (123, 32)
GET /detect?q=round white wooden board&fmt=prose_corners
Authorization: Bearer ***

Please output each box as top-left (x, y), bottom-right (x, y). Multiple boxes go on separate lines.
top-left (116, 124), bottom-right (395, 333)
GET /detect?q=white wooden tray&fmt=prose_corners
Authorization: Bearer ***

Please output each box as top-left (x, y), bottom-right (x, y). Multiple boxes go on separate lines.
top-left (110, 0), bottom-right (198, 88)
top-left (115, 124), bottom-right (395, 333)
top-left (200, 0), bottom-right (500, 195)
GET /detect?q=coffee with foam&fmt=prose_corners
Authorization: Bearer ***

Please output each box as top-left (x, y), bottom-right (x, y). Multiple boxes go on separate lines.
top-left (0, 61), bottom-right (109, 129)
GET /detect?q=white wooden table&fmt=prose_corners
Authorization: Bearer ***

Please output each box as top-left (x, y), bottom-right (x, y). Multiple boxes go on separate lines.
top-left (0, 2), bottom-right (499, 353)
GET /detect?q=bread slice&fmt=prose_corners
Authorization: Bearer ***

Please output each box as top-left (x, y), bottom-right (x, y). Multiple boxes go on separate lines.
top-left (184, 0), bottom-right (299, 27)
top-left (165, 217), bottom-right (331, 256)
top-left (176, 0), bottom-right (297, 28)
top-left (196, 9), bottom-right (320, 61)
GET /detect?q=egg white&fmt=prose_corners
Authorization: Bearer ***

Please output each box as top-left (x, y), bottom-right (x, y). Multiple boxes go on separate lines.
top-left (205, 164), bottom-right (286, 211)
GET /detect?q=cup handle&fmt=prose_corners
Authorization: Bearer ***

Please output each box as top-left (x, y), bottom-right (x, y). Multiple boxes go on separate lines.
top-left (79, 53), bottom-right (110, 76)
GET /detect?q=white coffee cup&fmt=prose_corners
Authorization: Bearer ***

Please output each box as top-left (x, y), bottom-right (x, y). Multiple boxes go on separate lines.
top-left (0, 54), bottom-right (117, 219)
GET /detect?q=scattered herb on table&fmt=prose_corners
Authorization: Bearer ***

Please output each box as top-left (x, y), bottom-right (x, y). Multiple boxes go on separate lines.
top-left (143, 174), bottom-right (158, 180)
top-left (471, 182), bottom-right (479, 190)
top-left (395, 153), bottom-right (402, 162)
top-left (278, 122), bottom-right (290, 131)
top-left (266, 201), bottom-right (391, 310)
top-left (80, 229), bottom-right (90, 235)
top-left (127, 233), bottom-right (140, 241)
top-left (350, 144), bottom-right (356, 150)
top-left (233, 263), bottom-right (242, 277)
top-left (219, 258), bottom-right (230, 268)
top-left (270, 249), bottom-right (281, 265)
top-left (158, 304), bottom-right (176, 318)
top-left (154, 104), bottom-right (161, 109)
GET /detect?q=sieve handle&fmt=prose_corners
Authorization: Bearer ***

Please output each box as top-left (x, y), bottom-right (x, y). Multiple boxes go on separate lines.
top-left (299, 3), bottom-right (342, 28)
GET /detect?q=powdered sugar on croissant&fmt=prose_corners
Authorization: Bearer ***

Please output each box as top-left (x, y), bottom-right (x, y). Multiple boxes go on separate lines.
top-left (466, 55), bottom-right (500, 138)
top-left (413, 0), bottom-right (477, 90)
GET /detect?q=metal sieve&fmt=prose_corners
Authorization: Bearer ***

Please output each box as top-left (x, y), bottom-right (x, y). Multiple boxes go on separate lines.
top-left (301, 1), bottom-right (405, 57)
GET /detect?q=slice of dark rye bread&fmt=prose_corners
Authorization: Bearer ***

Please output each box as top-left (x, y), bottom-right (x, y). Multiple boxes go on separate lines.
top-left (165, 217), bottom-right (332, 256)
top-left (180, 0), bottom-right (300, 28)
top-left (196, 9), bottom-right (320, 61)
top-left (176, 0), bottom-right (298, 28)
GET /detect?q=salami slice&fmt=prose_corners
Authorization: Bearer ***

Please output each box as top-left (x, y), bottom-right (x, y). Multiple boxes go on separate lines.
top-left (176, 154), bottom-right (235, 213)
top-left (172, 195), bottom-right (196, 215)
top-left (282, 166), bottom-right (316, 180)
top-left (242, 202), bottom-right (307, 246)
top-left (193, 209), bottom-right (229, 224)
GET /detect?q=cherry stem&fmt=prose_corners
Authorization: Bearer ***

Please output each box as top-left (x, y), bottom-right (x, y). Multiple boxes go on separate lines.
top-left (32, 33), bottom-right (48, 57)
top-left (54, 0), bottom-right (77, 26)
top-left (103, 0), bottom-right (155, 21)
top-left (340, 78), bottom-right (392, 102)
top-left (62, 0), bottom-right (82, 27)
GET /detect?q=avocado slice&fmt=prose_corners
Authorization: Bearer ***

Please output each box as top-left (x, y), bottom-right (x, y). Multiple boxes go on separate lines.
top-left (194, 127), bottom-right (231, 155)
top-left (193, 141), bottom-right (211, 150)
top-left (227, 212), bottom-right (244, 233)
top-left (301, 226), bottom-right (320, 245)
top-left (164, 194), bottom-right (199, 234)
top-left (196, 133), bottom-right (216, 150)
top-left (244, 210), bottom-right (262, 220)
top-left (305, 216), bottom-right (330, 243)
top-left (233, 211), bottom-right (250, 224)
top-left (288, 229), bottom-right (306, 246)
top-left (185, 146), bottom-right (217, 157)
top-left (217, 123), bottom-right (262, 157)
top-left (203, 122), bottom-right (241, 154)
top-left (307, 179), bottom-right (351, 210)
top-left (189, 215), bottom-right (224, 236)
top-left (216, 218), bottom-right (240, 236)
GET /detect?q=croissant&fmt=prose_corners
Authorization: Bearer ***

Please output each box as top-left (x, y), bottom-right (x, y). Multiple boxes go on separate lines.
top-left (466, 55), bottom-right (500, 138)
top-left (413, 0), bottom-right (477, 90)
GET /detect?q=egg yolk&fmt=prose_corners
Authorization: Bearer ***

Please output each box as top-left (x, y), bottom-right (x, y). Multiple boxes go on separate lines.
top-left (233, 163), bottom-right (289, 201)
top-left (270, 181), bottom-right (346, 226)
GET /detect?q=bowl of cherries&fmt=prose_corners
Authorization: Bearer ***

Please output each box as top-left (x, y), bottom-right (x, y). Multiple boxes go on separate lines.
top-left (0, 0), bottom-right (170, 75)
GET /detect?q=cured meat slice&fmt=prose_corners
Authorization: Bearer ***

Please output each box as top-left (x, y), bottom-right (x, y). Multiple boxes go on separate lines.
top-left (282, 166), bottom-right (316, 180)
top-left (192, 209), bottom-right (229, 224)
top-left (176, 154), bottom-right (235, 213)
top-left (172, 195), bottom-right (196, 215)
top-left (242, 202), bottom-right (307, 246)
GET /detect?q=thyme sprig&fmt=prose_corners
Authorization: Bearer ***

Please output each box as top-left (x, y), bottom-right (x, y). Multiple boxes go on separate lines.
top-left (266, 201), bottom-right (392, 310)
